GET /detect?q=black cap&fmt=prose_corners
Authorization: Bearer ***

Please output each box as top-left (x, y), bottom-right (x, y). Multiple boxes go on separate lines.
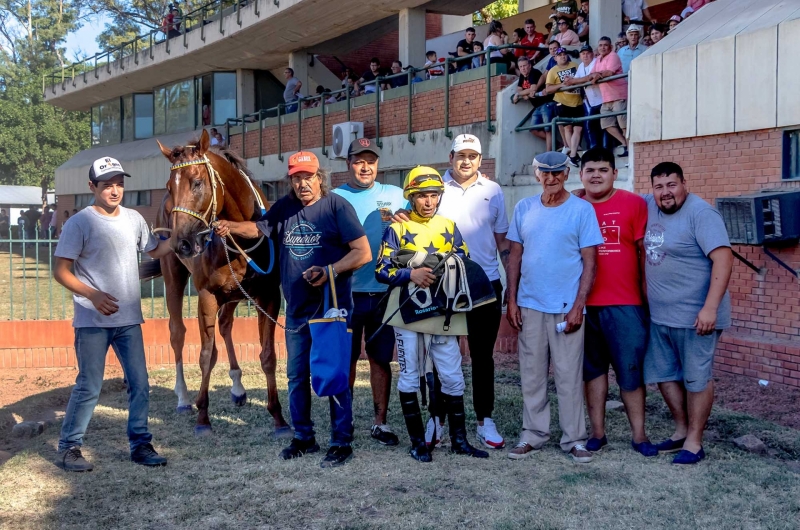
top-left (347, 138), bottom-right (382, 158)
top-left (580, 44), bottom-right (593, 53)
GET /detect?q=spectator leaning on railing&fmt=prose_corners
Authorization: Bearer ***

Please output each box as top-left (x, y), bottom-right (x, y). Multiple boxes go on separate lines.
top-left (590, 36), bottom-right (630, 157)
top-left (283, 67), bottom-right (303, 112)
top-left (387, 61), bottom-right (408, 88)
top-left (456, 27), bottom-right (478, 71)
top-left (360, 58), bottom-right (382, 94)
top-left (564, 44), bottom-right (603, 150)
top-left (545, 48), bottom-right (584, 167)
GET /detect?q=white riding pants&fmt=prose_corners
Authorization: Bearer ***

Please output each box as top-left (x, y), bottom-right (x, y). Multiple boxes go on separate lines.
top-left (394, 328), bottom-right (465, 396)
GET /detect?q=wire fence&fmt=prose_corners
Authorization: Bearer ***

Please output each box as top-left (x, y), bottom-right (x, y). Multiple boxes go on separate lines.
top-left (0, 229), bottom-right (258, 321)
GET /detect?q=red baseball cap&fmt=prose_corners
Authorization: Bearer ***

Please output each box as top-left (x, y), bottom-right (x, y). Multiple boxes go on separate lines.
top-left (288, 151), bottom-right (320, 176)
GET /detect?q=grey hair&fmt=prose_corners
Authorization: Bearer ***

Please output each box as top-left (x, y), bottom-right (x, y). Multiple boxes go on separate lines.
top-left (287, 167), bottom-right (331, 199)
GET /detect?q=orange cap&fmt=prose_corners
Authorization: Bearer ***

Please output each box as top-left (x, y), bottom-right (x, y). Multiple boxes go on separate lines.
top-left (288, 151), bottom-right (320, 176)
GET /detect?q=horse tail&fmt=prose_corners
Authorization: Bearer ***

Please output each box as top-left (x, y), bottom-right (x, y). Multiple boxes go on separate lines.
top-left (139, 259), bottom-right (163, 281)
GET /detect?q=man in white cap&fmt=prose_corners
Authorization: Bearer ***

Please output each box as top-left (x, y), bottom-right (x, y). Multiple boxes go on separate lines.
top-left (53, 157), bottom-right (174, 471)
top-left (396, 134), bottom-right (510, 450)
top-left (618, 25), bottom-right (648, 74)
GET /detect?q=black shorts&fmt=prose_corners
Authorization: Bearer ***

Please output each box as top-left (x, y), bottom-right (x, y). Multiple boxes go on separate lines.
top-left (556, 103), bottom-right (585, 120)
top-left (350, 292), bottom-right (395, 365)
top-left (583, 305), bottom-right (648, 392)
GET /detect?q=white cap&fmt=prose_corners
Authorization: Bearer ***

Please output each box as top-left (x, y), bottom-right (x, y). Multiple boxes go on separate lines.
top-left (451, 134), bottom-right (482, 154)
top-left (626, 24), bottom-right (643, 34)
top-left (89, 157), bottom-right (131, 182)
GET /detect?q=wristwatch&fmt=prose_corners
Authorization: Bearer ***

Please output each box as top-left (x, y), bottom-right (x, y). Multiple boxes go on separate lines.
top-left (330, 265), bottom-right (338, 279)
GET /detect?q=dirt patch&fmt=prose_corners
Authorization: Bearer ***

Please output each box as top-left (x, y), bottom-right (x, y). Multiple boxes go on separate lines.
top-left (713, 372), bottom-right (800, 431)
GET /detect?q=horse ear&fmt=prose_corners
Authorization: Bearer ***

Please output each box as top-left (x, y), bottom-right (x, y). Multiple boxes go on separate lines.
top-left (198, 129), bottom-right (211, 154)
top-left (157, 139), bottom-right (174, 161)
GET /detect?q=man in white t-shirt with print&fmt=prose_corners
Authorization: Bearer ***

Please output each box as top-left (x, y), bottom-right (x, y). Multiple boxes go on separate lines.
top-left (565, 44), bottom-right (603, 150)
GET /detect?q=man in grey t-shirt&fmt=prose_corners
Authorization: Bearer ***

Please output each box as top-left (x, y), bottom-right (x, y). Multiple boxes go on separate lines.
top-left (643, 162), bottom-right (733, 465)
top-left (283, 67), bottom-right (302, 112)
top-left (53, 157), bottom-right (173, 472)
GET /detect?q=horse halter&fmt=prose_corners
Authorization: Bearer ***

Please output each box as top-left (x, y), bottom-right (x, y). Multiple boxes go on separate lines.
top-left (169, 154), bottom-right (225, 241)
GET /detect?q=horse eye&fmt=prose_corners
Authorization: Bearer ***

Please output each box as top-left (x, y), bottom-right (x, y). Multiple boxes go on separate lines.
top-left (192, 179), bottom-right (202, 189)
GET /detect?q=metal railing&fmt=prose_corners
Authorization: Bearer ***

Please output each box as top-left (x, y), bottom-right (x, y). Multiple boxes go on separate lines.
top-left (43, 0), bottom-right (254, 94)
top-left (225, 44), bottom-right (547, 160)
top-left (0, 228), bottom-right (257, 321)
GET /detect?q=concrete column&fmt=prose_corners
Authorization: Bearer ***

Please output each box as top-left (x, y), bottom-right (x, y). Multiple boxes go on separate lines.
top-left (288, 50), bottom-right (310, 98)
top-left (518, 0), bottom-right (550, 12)
top-left (441, 14), bottom-right (472, 35)
top-left (399, 7), bottom-right (426, 69)
top-left (236, 69), bottom-right (255, 116)
top-left (589, 0), bottom-right (622, 47)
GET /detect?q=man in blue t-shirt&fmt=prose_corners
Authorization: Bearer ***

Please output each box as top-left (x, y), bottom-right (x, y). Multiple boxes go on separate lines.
top-left (215, 151), bottom-right (371, 468)
top-left (332, 139), bottom-right (406, 447)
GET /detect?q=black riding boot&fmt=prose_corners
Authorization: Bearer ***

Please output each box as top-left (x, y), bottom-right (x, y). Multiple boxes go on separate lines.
top-left (443, 393), bottom-right (489, 458)
top-left (399, 391), bottom-right (432, 463)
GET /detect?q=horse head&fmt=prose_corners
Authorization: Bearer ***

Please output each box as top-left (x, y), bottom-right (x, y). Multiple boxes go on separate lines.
top-left (157, 129), bottom-right (222, 258)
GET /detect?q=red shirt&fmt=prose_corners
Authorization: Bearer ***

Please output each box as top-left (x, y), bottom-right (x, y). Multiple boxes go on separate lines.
top-left (517, 33), bottom-right (545, 58)
top-left (586, 189), bottom-right (647, 306)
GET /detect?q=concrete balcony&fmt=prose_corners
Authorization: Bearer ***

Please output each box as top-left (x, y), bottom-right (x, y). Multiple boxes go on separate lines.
top-left (43, 0), bottom-right (485, 111)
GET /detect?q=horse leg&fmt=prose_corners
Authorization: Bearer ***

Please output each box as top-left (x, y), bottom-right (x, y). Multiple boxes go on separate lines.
top-left (219, 302), bottom-right (247, 406)
top-left (258, 286), bottom-right (292, 438)
top-left (194, 290), bottom-right (219, 436)
top-left (163, 254), bottom-right (193, 413)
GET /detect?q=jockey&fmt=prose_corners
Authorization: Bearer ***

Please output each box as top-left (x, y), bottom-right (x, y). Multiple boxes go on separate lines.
top-left (376, 166), bottom-right (489, 462)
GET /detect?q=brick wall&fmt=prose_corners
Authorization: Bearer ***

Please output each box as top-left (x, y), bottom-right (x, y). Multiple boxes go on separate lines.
top-left (634, 129), bottom-right (800, 387)
top-left (318, 13), bottom-right (445, 77)
top-left (229, 75), bottom-right (515, 157)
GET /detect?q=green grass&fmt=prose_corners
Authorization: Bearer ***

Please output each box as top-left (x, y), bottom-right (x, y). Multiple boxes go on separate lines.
top-left (1, 362), bottom-right (798, 529)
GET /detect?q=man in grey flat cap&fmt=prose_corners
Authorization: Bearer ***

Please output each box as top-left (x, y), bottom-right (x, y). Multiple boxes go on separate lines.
top-left (505, 151), bottom-right (603, 463)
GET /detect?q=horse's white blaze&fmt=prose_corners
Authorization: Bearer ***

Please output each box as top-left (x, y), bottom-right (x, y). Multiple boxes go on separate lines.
top-left (230, 368), bottom-right (245, 397)
top-left (174, 361), bottom-right (192, 407)
top-left (174, 172), bottom-right (181, 188)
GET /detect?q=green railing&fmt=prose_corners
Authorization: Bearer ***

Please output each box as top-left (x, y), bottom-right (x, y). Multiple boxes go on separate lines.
top-left (42, 0), bottom-right (253, 94)
top-left (225, 44), bottom-right (548, 160)
top-left (0, 229), bottom-right (257, 321)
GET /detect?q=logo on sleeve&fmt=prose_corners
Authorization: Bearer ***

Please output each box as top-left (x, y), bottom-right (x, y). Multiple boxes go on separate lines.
top-left (644, 224), bottom-right (666, 265)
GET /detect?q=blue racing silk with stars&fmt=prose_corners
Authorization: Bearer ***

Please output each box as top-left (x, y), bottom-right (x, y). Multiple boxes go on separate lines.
top-left (375, 211), bottom-right (468, 287)
top-left (256, 193), bottom-right (365, 318)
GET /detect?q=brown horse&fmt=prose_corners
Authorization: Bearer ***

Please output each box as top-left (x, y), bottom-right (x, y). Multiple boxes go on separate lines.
top-left (153, 129), bottom-right (291, 437)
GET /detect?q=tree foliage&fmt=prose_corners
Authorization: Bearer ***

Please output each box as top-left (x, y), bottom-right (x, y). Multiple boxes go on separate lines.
top-left (473, 0), bottom-right (519, 26)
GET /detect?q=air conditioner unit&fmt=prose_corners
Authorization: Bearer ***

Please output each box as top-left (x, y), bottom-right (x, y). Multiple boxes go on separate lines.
top-left (716, 189), bottom-right (800, 245)
top-left (331, 122), bottom-right (364, 158)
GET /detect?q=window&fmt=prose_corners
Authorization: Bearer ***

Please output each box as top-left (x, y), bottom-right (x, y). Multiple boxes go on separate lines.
top-left (197, 75), bottom-right (212, 127)
top-left (166, 78), bottom-right (195, 134)
top-left (784, 129), bottom-right (800, 180)
top-left (213, 72), bottom-right (237, 125)
top-left (75, 194), bottom-right (94, 209)
top-left (134, 94), bottom-right (154, 139)
top-left (122, 190), bottom-right (151, 207)
top-left (262, 180), bottom-right (290, 203)
top-left (378, 170), bottom-right (404, 188)
top-left (122, 95), bottom-right (134, 142)
top-left (91, 99), bottom-right (122, 146)
top-left (154, 87), bottom-right (166, 135)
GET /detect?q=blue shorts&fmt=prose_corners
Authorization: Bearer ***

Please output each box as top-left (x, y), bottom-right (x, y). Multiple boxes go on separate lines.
top-left (583, 306), bottom-right (648, 392)
top-left (644, 323), bottom-right (721, 392)
top-left (532, 102), bottom-right (556, 126)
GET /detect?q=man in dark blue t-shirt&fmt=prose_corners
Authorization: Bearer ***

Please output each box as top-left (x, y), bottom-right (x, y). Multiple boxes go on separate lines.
top-left (215, 151), bottom-right (370, 468)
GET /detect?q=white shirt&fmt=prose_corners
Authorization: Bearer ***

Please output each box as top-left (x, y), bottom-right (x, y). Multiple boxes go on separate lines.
top-left (437, 170), bottom-right (509, 281)
top-left (622, 0), bottom-right (648, 20)
top-left (576, 59), bottom-right (603, 107)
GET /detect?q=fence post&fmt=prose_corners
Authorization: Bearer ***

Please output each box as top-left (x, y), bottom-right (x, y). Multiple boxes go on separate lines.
top-left (255, 0), bottom-right (260, 16)
top-left (346, 85), bottom-right (351, 122)
top-left (8, 227), bottom-right (13, 320)
top-left (166, 29), bottom-right (171, 54)
top-left (201, 6), bottom-right (207, 41)
top-left (444, 58), bottom-right (452, 139)
top-left (35, 229), bottom-right (40, 320)
top-left (219, 1), bottom-right (225, 35)
top-left (150, 32), bottom-right (154, 59)
top-left (134, 38), bottom-right (139, 64)
top-left (184, 16), bottom-right (189, 48)
top-left (237, 0), bottom-right (242, 26)
top-left (258, 110), bottom-right (264, 165)
top-left (551, 119), bottom-right (558, 151)
top-left (277, 103), bottom-right (283, 161)
top-left (407, 68), bottom-right (415, 144)
top-left (321, 96), bottom-right (327, 157)
top-left (486, 51), bottom-right (495, 133)
top-left (226, 119), bottom-right (231, 149)
top-left (107, 51), bottom-right (112, 74)
top-left (297, 98), bottom-right (303, 152)
top-left (375, 77), bottom-right (383, 148)
top-left (241, 114), bottom-right (247, 159)
top-left (94, 53), bottom-right (99, 79)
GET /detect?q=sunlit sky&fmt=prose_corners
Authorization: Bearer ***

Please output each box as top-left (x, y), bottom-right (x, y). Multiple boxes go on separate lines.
top-left (63, 14), bottom-right (111, 60)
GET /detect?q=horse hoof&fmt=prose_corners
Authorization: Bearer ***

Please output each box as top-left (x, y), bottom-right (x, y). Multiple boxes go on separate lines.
top-left (176, 405), bottom-right (194, 414)
top-left (194, 425), bottom-right (213, 437)
top-left (272, 426), bottom-right (294, 440)
top-left (231, 392), bottom-right (247, 406)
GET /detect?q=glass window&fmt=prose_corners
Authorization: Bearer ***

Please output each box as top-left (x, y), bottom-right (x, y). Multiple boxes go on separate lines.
top-left (262, 180), bottom-right (289, 203)
top-left (93, 98), bottom-right (121, 146)
top-left (154, 87), bottom-right (166, 135)
top-left (75, 194), bottom-right (94, 209)
top-left (166, 78), bottom-right (195, 134)
top-left (784, 130), bottom-right (800, 180)
top-left (378, 170), bottom-right (404, 188)
top-left (122, 95), bottom-right (134, 142)
top-left (122, 190), bottom-right (151, 207)
top-left (134, 94), bottom-right (154, 140)
top-left (197, 75), bottom-right (212, 127)
top-left (213, 72), bottom-right (237, 125)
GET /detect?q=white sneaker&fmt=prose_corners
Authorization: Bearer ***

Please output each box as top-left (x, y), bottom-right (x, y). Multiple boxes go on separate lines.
top-left (425, 417), bottom-right (438, 447)
top-left (425, 417), bottom-right (448, 448)
top-left (477, 418), bottom-right (505, 449)
top-left (561, 146), bottom-right (570, 155)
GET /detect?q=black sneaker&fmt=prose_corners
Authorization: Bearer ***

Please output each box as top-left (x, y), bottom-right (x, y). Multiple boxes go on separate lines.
top-left (320, 446), bottom-right (353, 468)
top-left (569, 155), bottom-right (581, 167)
top-left (56, 446), bottom-right (94, 472)
top-left (131, 443), bottom-right (167, 467)
top-left (371, 424), bottom-right (400, 446)
top-left (280, 437), bottom-right (320, 460)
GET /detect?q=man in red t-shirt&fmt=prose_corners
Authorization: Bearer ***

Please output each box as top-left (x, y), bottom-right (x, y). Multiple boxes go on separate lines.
top-left (518, 19), bottom-right (545, 62)
top-left (578, 147), bottom-right (658, 458)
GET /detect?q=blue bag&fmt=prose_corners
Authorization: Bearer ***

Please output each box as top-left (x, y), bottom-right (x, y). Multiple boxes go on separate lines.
top-left (309, 266), bottom-right (352, 397)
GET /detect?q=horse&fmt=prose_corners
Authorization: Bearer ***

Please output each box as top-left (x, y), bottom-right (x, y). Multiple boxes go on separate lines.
top-left (149, 129), bottom-right (291, 437)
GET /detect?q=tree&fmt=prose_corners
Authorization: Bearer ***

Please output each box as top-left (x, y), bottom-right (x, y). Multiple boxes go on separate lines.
top-left (473, 0), bottom-right (519, 26)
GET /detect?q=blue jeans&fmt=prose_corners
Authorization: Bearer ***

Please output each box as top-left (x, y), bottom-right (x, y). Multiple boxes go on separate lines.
top-left (58, 325), bottom-right (153, 452)
top-left (584, 102), bottom-right (604, 150)
top-left (286, 315), bottom-right (354, 447)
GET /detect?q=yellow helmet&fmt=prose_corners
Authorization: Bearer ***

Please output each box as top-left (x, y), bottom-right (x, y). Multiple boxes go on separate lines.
top-left (403, 166), bottom-right (445, 200)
